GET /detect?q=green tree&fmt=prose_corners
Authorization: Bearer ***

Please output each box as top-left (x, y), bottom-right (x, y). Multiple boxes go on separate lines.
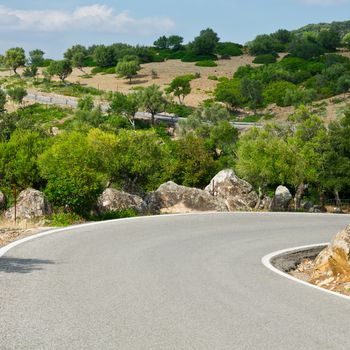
top-left (214, 78), bottom-right (241, 110)
top-left (108, 91), bottom-right (139, 128)
top-left (47, 60), bottom-right (73, 83)
top-left (321, 107), bottom-right (350, 204)
top-left (240, 78), bottom-right (263, 112)
top-left (288, 35), bottom-right (325, 60)
top-left (29, 49), bottom-right (45, 67)
top-left (0, 129), bottom-right (47, 190)
top-left (169, 134), bottom-right (218, 188)
top-left (166, 75), bottom-right (192, 104)
top-left (247, 35), bottom-right (282, 56)
top-left (115, 59), bottom-right (140, 83)
top-left (38, 132), bottom-right (106, 215)
top-left (4, 47), bottom-right (26, 74)
top-left (168, 35), bottom-right (184, 50)
top-left (154, 36), bottom-right (169, 50)
top-left (64, 45), bottom-right (88, 71)
top-left (191, 28), bottom-right (220, 56)
top-left (139, 85), bottom-right (166, 125)
top-left (317, 29), bottom-right (340, 52)
top-left (341, 32), bottom-right (350, 49)
top-left (93, 45), bottom-right (116, 67)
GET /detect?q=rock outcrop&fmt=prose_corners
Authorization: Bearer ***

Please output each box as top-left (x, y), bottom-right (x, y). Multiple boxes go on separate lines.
top-left (96, 188), bottom-right (146, 214)
top-left (4, 188), bottom-right (52, 220)
top-left (205, 169), bottom-right (258, 211)
top-left (146, 181), bottom-right (228, 214)
top-left (0, 191), bottom-right (6, 210)
top-left (269, 185), bottom-right (292, 211)
top-left (312, 224), bottom-right (350, 278)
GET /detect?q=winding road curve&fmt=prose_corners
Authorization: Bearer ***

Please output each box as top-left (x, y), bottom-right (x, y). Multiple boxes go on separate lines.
top-left (1, 212), bottom-right (350, 349)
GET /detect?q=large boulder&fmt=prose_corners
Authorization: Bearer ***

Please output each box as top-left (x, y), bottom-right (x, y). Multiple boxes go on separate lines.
top-left (96, 188), bottom-right (146, 214)
top-left (269, 185), bottom-right (292, 212)
top-left (4, 188), bottom-right (52, 220)
top-left (146, 181), bottom-right (228, 214)
top-left (0, 190), bottom-right (6, 210)
top-left (205, 169), bottom-right (258, 211)
top-left (313, 225), bottom-right (350, 277)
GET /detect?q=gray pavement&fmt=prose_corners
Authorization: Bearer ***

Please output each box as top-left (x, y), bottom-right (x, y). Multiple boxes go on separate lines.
top-left (1, 212), bottom-right (349, 349)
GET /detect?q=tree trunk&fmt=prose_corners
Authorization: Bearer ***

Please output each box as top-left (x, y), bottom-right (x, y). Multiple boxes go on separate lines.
top-left (334, 189), bottom-right (341, 207)
top-left (295, 183), bottom-right (306, 210)
top-left (254, 186), bottom-right (263, 210)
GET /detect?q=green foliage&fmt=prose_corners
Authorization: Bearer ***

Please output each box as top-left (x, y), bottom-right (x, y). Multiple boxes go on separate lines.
top-left (165, 103), bottom-right (193, 118)
top-left (64, 45), bottom-right (88, 70)
top-left (190, 28), bottom-right (220, 56)
top-left (181, 52), bottom-right (217, 62)
top-left (166, 75), bottom-right (192, 103)
top-left (195, 60), bottom-right (218, 67)
top-left (216, 42), bottom-right (243, 57)
top-left (7, 87), bottom-right (27, 104)
top-left (247, 34), bottom-right (283, 56)
top-left (253, 54), bottom-right (277, 64)
top-left (240, 78), bottom-right (263, 110)
top-left (0, 129), bottom-right (47, 190)
top-left (138, 85), bottom-right (166, 124)
top-left (29, 49), bottom-right (45, 67)
top-left (154, 35), bottom-right (183, 51)
top-left (0, 89), bottom-right (6, 113)
top-left (23, 65), bottom-right (38, 78)
top-left (263, 81), bottom-right (298, 106)
top-left (77, 96), bottom-right (94, 111)
top-left (38, 131), bottom-right (106, 215)
top-left (92, 45), bottom-right (116, 67)
top-left (50, 212), bottom-right (83, 226)
top-left (116, 59), bottom-right (141, 83)
top-left (214, 78), bottom-right (241, 110)
top-left (288, 36), bottom-right (325, 60)
top-left (90, 208), bottom-right (137, 221)
top-left (47, 60), bottom-right (73, 82)
top-left (168, 134), bottom-right (218, 188)
top-left (4, 47), bottom-right (26, 74)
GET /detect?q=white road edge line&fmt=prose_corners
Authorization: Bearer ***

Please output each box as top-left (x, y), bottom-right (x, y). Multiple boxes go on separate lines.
top-left (262, 244), bottom-right (350, 301)
top-left (1, 211), bottom-right (341, 259)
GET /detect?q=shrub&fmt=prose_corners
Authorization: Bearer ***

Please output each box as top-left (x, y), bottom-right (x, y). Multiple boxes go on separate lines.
top-left (253, 54), bottom-right (277, 64)
top-left (50, 212), bottom-right (84, 226)
top-left (216, 42), bottom-right (243, 57)
top-left (181, 52), bottom-right (217, 62)
top-left (89, 209), bottom-right (137, 221)
top-left (208, 75), bottom-right (218, 81)
top-left (195, 60), bottom-right (218, 67)
top-left (263, 81), bottom-right (298, 106)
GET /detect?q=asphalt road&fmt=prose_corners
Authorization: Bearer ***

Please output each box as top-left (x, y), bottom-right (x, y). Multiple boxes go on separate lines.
top-left (1, 212), bottom-right (350, 350)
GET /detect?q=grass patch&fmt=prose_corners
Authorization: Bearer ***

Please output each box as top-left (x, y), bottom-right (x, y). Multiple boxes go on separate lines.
top-left (89, 209), bottom-right (137, 221)
top-left (49, 212), bottom-right (84, 227)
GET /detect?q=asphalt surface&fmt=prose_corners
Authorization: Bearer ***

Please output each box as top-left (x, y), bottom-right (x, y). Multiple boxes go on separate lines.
top-left (1, 212), bottom-right (350, 350)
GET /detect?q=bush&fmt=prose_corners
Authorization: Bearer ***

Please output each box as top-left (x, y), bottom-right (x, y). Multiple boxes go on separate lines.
top-left (263, 81), bottom-right (298, 106)
top-left (216, 42), bottom-right (243, 57)
top-left (253, 54), bottom-right (277, 64)
top-left (208, 75), bottom-right (218, 81)
top-left (89, 209), bottom-right (137, 221)
top-left (91, 66), bottom-right (116, 75)
top-left (195, 60), bottom-right (218, 67)
top-left (50, 212), bottom-right (84, 227)
top-left (181, 52), bottom-right (217, 62)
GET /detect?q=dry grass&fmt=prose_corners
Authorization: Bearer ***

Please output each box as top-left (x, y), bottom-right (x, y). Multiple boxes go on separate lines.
top-left (0, 219), bottom-right (43, 247)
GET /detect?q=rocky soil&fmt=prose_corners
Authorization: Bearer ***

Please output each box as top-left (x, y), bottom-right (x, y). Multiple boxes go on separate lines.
top-left (290, 224), bottom-right (350, 297)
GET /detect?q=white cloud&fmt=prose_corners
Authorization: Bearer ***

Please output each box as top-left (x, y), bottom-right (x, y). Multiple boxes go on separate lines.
top-left (297, 0), bottom-right (347, 5)
top-left (0, 4), bottom-right (175, 35)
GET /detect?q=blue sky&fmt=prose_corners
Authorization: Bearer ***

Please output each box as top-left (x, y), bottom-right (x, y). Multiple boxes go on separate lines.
top-left (1, 0), bottom-right (350, 58)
